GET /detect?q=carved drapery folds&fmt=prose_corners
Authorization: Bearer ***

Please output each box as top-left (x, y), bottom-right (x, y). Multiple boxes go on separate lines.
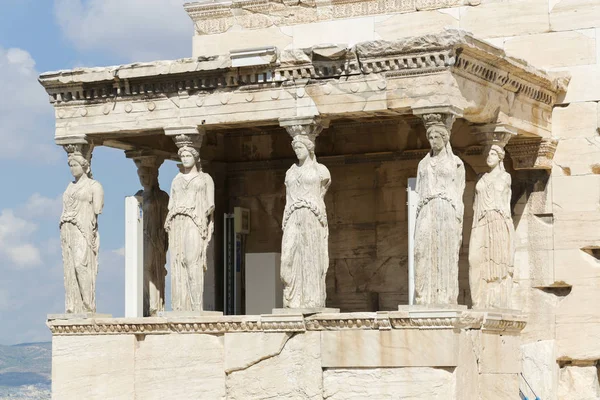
top-left (279, 116), bottom-right (332, 309)
top-left (126, 150), bottom-right (169, 317)
top-left (59, 136), bottom-right (104, 314)
top-left (469, 124), bottom-right (516, 310)
top-left (164, 126), bottom-right (215, 312)
top-left (412, 108), bottom-right (465, 305)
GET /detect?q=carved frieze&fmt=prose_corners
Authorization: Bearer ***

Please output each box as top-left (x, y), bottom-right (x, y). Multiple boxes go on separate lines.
top-left (46, 310), bottom-right (526, 335)
top-left (506, 137), bottom-right (558, 170)
top-left (184, 0), bottom-right (484, 33)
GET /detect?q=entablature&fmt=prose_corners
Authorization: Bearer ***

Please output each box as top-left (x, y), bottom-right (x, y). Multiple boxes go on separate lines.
top-left (39, 30), bottom-right (568, 169)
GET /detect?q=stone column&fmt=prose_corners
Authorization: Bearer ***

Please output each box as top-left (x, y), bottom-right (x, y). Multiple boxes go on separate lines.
top-left (277, 116), bottom-right (337, 313)
top-left (163, 126), bottom-right (219, 314)
top-left (56, 136), bottom-right (105, 315)
top-left (468, 124), bottom-right (516, 310)
top-left (411, 107), bottom-right (465, 306)
top-left (125, 150), bottom-right (169, 317)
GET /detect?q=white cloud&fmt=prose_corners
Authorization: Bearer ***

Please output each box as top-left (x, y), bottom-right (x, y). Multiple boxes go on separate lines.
top-left (0, 47), bottom-right (60, 163)
top-left (54, 0), bottom-right (192, 63)
top-left (0, 192), bottom-right (63, 268)
top-left (21, 193), bottom-right (63, 220)
top-left (0, 210), bottom-right (42, 268)
top-left (41, 237), bottom-right (61, 257)
top-left (112, 247), bottom-right (125, 257)
top-left (0, 210), bottom-right (38, 241)
top-left (4, 244), bottom-right (42, 268)
top-left (0, 289), bottom-right (9, 311)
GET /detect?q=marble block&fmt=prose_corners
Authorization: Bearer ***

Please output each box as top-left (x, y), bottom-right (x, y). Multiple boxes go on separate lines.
top-left (272, 307), bottom-right (340, 315)
top-left (47, 313), bottom-right (112, 320)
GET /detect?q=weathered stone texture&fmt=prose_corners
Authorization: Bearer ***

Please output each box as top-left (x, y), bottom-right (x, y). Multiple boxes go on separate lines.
top-left (504, 30), bottom-right (596, 69)
top-left (556, 278), bottom-right (600, 360)
top-left (456, 330), bottom-right (479, 400)
top-left (52, 335), bottom-right (135, 400)
top-left (550, 0), bottom-right (600, 31)
top-left (512, 280), bottom-right (559, 342)
top-left (460, 0), bottom-right (550, 38)
top-left (558, 364), bottom-right (600, 400)
top-left (375, 10), bottom-right (459, 41)
top-left (323, 367), bottom-right (456, 399)
top-left (478, 373), bottom-right (520, 400)
top-left (225, 332), bottom-right (322, 399)
top-left (479, 333), bottom-right (521, 374)
top-left (521, 341), bottom-right (558, 400)
top-left (292, 17), bottom-right (376, 48)
top-left (556, 65), bottom-right (600, 103)
top-left (321, 329), bottom-right (458, 367)
top-left (135, 334), bottom-right (226, 400)
top-left (552, 102), bottom-right (598, 140)
top-left (225, 332), bottom-right (291, 373)
top-left (553, 137), bottom-right (600, 177)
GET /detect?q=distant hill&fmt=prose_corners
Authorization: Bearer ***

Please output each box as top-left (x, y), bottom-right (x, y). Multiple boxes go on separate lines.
top-left (0, 342), bottom-right (51, 399)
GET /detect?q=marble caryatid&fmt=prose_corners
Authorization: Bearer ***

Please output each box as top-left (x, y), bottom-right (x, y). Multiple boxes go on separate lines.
top-left (130, 154), bottom-right (169, 317)
top-left (165, 135), bottom-right (215, 312)
top-left (60, 145), bottom-right (104, 314)
top-left (414, 113), bottom-right (465, 305)
top-left (280, 124), bottom-right (331, 309)
top-left (469, 145), bottom-right (515, 309)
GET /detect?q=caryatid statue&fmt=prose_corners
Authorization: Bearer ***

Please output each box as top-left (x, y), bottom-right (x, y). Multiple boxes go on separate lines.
top-left (164, 132), bottom-right (215, 312)
top-left (127, 152), bottom-right (169, 317)
top-left (469, 144), bottom-right (515, 309)
top-left (59, 143), bottom-right (104, 314)
top-left (414, 113), bottom-right (465, 305)
top-left (279, 117), bottom-right (331, 309)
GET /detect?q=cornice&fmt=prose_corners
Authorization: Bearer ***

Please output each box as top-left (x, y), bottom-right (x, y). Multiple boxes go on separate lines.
top-left (47, 309), bottom-right (526, 336)
top-left (38, 30), bottom-right (567, 111)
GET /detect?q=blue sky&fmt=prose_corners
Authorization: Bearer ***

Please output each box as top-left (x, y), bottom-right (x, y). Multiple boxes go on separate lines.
top-left (0, 0), bottom-right (194, 345)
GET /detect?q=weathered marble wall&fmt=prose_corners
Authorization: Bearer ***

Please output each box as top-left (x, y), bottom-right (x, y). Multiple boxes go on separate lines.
top-left (49, 310), bottom-right (525, 400)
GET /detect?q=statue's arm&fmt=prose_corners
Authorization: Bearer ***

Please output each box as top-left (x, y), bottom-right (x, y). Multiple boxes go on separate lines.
top-left (167, 184), bottom-right (174, 211)
top-left (504, 172), bottom-right (512, 218)
top-left (203, 175), bottom-right (215, 238)
top-left (472, 174), bottom-right (481, 226)
top-left (92, 182), bottom-right (104, 215)
top-left (415, 160), bottom-right (423, 196)
top-left (456, 159), bottom-right (466, 221)
top-left (319, 165), bottom-right (331, 197)
top-left (164, 183), bottom-right (175, 231)
top-left (205, 175), bottom-right (216, 217)
top-left (160, 191), bottom-right (170, 251)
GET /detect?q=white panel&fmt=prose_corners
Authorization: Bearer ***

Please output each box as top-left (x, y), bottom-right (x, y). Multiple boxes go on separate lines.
top-left (125, 196), bottom-right (143, 318)
top-left (407, 178), bottom-right (418, 306)
top-left (245, 253), bottom-right (282, 314)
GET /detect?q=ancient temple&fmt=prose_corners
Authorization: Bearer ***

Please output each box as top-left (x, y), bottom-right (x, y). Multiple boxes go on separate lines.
top-left (39, 1), bottom-right (600, 399)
